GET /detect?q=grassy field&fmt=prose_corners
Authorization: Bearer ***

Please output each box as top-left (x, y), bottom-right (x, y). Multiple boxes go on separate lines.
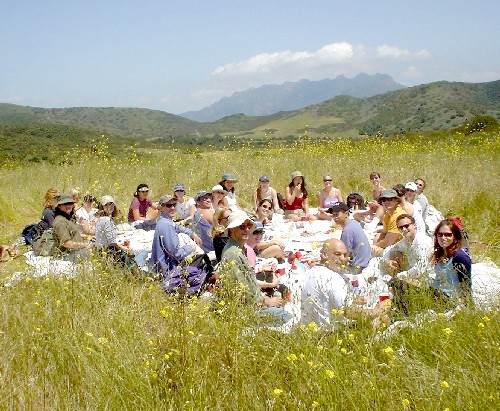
top-left (0, 130), bottom-right (499, 409)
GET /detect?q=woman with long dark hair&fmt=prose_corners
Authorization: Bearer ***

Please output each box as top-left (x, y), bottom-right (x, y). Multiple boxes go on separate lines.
top-left (127, 183), bottom-right (159, 222)
top-left (431, 218), bottom-right (472, 301)
top-left (284, 171), bottom-right (312, 221)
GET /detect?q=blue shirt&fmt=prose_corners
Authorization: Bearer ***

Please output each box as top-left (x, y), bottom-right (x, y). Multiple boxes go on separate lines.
top-left (151, 215), bottom-right (195, 274)
top-left (192, 210), bottom-right (215, 253)
top-left (341, 220), bottom-right (372, 269)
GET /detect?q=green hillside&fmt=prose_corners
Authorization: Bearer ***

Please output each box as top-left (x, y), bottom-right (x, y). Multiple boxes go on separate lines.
top-left (0, 80), bottom-right (498, 140)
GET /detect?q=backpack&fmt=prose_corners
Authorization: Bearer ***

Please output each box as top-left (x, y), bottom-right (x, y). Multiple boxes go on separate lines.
top-left (33, 229), bottom-right (57, 257)
top-left (276, 193), bottom-right (286, 210)
top-left (22, 221), bottom-right (49, 246)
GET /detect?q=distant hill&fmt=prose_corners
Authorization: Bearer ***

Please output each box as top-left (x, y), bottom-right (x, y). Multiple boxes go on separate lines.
top-left (181, 73), bottom-right (405, 122)
top-left (0, 79), bottom-right (498, 141)
top-left (0, 104), bottom-right (199, 140)
top-left (307, 79), bottom-right (500, 135)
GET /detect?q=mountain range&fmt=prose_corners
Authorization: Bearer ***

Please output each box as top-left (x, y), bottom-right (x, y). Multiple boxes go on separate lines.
top-left (0, 79), bottom-right (498, 142)
top-left (181, 73), bottom-right (405, 122)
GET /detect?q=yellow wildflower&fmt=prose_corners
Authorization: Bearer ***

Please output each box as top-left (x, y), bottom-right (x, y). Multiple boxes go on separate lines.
top-left (325, 369), bottom-right (335, 379)
top-left (272, 388), bottom-right (283, 397)
top-left (383, 346), bottom-right (394, 355)
top-left (308, 322), bottom-right (318, 332)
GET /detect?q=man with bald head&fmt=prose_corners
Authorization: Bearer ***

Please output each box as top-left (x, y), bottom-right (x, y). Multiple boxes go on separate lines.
top-left (300, 239), bottom-right (354, 329)
top-left (301, 239), bottom-right (388, 330)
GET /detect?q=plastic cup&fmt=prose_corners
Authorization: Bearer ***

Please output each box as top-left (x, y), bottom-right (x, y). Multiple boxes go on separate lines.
top-left (277, 268), bottom-right (286, 276)
top-left (295, 251), bottom-right (302, 259)
top-left (351, 278), bottom-right (359, 288)
top-left (123, 240), bottom-right (130, 247)
top-left (300, 215), bottom-right (308, 222)
top-left (379, 292), bottom-right (391, 302)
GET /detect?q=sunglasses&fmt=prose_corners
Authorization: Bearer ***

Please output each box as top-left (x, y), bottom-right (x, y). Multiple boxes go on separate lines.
top-left (381, 198), bottom-right (395, 202)
top-left (138, 189), bottom-right (149, 193)
top-left (260, 204), bottom-right (271, 210)
top-left (323, 179), bottom-right (332, 182)
top-left (397, 223), bottom-right (412, 231)
top-left (437, 232), bottom-right (453, 238)
top-left (162, 203), bottom-right (177, 208)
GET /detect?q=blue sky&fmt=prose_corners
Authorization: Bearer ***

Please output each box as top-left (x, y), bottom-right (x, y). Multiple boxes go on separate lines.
top-left (1, 0), bottom-right (498, 114)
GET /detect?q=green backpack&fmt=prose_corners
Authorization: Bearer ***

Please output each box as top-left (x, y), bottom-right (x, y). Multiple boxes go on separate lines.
top-left (33, 228), bottom-right (57, 257)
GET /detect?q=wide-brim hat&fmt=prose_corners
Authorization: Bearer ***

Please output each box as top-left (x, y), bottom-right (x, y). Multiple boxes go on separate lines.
top-left (57, 193), bottom-right (76, 206)
top-left (291, 171), bottom-right (303, 179)
top-left (211, 185), bottom-right (228, 195)
top-left (221, 172), bottom-right (238, 182)
top-left (227, 210), bottom-right (255, 230)
top-left (100, 195), bottom-right (115, 206)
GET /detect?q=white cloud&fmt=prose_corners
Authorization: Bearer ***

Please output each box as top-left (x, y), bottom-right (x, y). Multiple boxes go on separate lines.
top-left (376, 44), bottom-right (430, 59)
top-left (212, 42), bottom-right (354, 78)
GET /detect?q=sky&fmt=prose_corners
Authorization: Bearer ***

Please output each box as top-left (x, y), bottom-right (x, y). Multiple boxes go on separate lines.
top-left (1, 0), bottom-right (499, 114)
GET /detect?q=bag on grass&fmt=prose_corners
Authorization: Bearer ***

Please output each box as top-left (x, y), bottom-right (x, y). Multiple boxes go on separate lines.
top-left (276, 193), bottom-right (286, 210)
top-left (22, 221), bottom-right (49, 246)
top-left (33, 229), bottom-right (57, 257)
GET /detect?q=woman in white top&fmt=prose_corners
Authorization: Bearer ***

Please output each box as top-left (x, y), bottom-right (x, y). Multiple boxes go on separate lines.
top-left (219, 172), bottom-right (239, 211)
top-left (95, 195), bottom-right (135, 267)
top-left (252, 175), bottom-right (280, 212)
top-left (173, 183), bottom-right (196, 224)
top-left (76, 194), bottom-right (98, 236)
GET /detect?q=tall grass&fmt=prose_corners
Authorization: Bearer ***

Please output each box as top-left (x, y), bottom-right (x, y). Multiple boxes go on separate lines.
top-left (0, 131), bottom-right (499, 409)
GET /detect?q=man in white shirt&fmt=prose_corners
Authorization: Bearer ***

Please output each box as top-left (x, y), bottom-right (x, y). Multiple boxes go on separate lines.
top-left (301, 239), bottom-right (388, 330)
top-left (383, 214), bottom-right (433, 281)
top-left (383, 213), bottom-right (433, 312)
top-left (300, 239), bottom-right (353, 329)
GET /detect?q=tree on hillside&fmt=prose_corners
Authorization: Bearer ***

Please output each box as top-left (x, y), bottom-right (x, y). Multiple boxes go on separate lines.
top-left (459, 115), bottom-right (499, 135)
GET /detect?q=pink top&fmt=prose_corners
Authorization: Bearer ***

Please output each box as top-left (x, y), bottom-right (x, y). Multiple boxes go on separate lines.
top-left (244, 243), bottom-right (257, 268)
top-left (128, 197), bottom-right (153, 222)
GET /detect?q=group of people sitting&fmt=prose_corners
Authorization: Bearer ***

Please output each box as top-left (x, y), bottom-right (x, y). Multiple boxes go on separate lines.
top-left (26, 170), bottom-right (472, 329)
